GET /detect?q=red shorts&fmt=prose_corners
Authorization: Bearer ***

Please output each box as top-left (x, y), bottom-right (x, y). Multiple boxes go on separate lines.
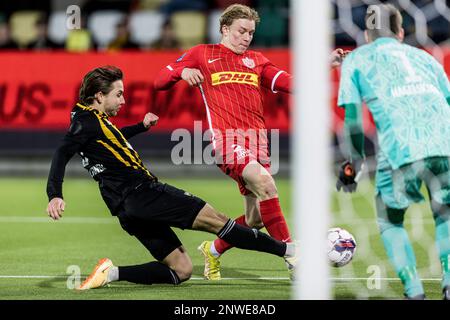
top-left (214, 138), bottom-right (271, 195)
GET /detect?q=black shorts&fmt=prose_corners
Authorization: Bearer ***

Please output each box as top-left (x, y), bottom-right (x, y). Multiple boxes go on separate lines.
top-left (117, 181), bottom-right (206, 261)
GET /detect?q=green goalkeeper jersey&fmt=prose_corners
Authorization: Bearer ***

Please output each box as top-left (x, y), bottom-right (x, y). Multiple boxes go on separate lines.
top-left (338, 37), bottom-right (450, 170)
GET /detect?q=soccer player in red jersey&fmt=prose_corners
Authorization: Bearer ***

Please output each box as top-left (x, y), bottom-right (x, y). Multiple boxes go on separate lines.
top-left (154, 4), bottom-right (347, 280)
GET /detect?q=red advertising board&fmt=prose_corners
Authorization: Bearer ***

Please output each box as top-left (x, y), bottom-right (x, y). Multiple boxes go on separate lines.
top-left (0, 50), bottom-right (289, 132)
top-left (0, 49), bottom-right (448, 133)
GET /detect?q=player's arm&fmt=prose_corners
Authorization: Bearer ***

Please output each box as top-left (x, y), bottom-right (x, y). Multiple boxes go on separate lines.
top-left (260, 49), bottom-right (350, 94)
top-left (336, 54), bottom-right (365, 192)
top-left (154, 46), bottom-right (203, 90)
top-left (338, 54), bottom-right (364, 160)
top-left (120, 113), bottom-right (159, 139)
top-left (261, 63), bottom-right (292, 94)
top-left (336, 103), bottom-right (365, 193)
top-left (343, 103), bottom-right (365, 161)
top-left (46, 115), bottom-right (98, 220)
top-left (46, 141), bottom-right (76, 220)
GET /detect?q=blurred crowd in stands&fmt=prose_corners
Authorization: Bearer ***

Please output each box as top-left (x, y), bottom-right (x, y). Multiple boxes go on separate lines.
top-left (0, 0), bottom-right (448, 52)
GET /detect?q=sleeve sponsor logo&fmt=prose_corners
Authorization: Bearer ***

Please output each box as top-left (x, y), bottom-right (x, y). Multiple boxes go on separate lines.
top-left (176, 53), bottom-right (186, 62)
top-left (211, 72), bottom-right (259, 86)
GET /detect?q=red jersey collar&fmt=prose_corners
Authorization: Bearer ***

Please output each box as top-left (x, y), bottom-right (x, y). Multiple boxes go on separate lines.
top-left (219, 43), bottom-right (245, 55)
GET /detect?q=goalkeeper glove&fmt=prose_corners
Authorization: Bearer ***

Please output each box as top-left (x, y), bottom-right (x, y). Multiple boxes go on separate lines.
top-left (336, 160), bottom-right (363, 193)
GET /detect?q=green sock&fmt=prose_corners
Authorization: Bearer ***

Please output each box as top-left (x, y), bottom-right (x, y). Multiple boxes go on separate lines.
top-left (435, 217), bottom-right (450, 288)
top-left (441, 254), bottom-right (450, 288)
top-left (398, 265), bottom-right (423, 296)
top-left (380, 226), bottom-right (424, 297)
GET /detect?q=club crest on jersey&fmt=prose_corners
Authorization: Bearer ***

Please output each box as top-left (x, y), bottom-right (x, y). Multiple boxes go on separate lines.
top-left (242, 57), bottom-right (255, 69)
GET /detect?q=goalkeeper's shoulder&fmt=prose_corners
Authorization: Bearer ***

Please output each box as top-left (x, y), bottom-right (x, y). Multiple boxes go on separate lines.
top-left (407, 44), bottom-right (443, 67)
top-left (344, 45), bottom-right (369, 61)
top-left (340, 45), bottom-right (370, 69)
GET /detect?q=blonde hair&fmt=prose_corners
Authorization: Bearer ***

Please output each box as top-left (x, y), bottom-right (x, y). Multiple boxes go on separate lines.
top-left (219, 4), bottom-right (260, 34)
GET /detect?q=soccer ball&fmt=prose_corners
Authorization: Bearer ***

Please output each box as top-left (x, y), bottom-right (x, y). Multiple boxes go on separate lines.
top-left (327, 227), bottom-right (357, 267)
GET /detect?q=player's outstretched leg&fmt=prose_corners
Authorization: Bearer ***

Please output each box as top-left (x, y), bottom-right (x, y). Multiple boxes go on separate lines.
top-left (376, 197), bottom-right (425, 299)
top-left (241, 162), bottom-right (294, 276)
top-left (77, 258), bottom-right (185, 290)
top-left (77, 247), bottom-right (192, 289)
top-left (193, 203), bottom-right (297, 278)
top-left (242, 162), bottom-right (291, 243)
top-left (77, 258), bottom-right (115, 290)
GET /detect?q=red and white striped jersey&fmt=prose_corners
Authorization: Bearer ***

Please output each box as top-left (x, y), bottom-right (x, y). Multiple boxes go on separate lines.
top-left (154, 44), bottom-right (291, 136)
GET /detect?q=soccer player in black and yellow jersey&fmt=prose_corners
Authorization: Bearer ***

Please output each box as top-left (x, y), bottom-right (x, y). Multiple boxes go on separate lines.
top-left (46, 66), bottom-right (297, 290)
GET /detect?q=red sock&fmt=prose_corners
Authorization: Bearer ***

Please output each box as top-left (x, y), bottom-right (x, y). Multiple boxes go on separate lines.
top-left (213, 215), bottom-right (248, 255)
top-left (259, 198), bottom-right (291, 242)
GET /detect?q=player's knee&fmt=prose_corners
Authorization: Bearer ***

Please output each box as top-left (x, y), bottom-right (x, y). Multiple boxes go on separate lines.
top-left (377, 217), bottom-right (397, 233)
top-left (253, 176), bottom-right (278, 199)
top-left (376, 196), bottom-right (406, 233)
top-left (261, 182), bottom-right (278, 199)
top-left (377, 211), bottom-right (405, 233)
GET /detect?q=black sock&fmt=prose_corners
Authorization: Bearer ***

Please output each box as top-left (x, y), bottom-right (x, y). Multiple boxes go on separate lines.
top-left (218, 219), bottom-right (286, 257)
top-left (118, 261), bottom-right (180, 285)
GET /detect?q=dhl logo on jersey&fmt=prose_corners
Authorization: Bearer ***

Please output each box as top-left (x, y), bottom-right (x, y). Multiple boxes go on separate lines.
top-left (211, 72), bottom-right (259, 87)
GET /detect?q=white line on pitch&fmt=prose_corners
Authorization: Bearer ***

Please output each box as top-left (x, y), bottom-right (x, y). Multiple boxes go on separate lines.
top-left (0, 276), bottom-right (67, 279)
top-left (0, 276), bottom-right (287, 280)
top-left (329, 277), bottom-right (441, 282)
top-left (0, 275), bottom-right (441, 281)
top-left (0, 216), bottom-right (116, 224)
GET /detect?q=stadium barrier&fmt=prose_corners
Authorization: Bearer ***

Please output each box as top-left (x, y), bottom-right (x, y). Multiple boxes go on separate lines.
top-left (0, 50), bottom-right (291, 132)
top-left (2, 48), bottom-right (435, 133)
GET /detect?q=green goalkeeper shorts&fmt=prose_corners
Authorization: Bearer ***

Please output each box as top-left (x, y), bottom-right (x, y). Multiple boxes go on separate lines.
top-left (375, 156), bottom-right (450, 209)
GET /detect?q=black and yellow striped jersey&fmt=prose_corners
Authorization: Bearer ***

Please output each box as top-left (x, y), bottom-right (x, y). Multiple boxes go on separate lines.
top-left (47, 103), bottom-right (156, 215)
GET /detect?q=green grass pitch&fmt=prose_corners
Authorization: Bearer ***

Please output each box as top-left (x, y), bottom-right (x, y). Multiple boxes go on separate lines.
top-left (0, 177), bottom-right (443, 299)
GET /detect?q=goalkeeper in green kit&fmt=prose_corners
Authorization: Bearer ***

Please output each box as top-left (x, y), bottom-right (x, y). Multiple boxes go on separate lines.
top-left (337, 4), bottom-right (450, 299)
